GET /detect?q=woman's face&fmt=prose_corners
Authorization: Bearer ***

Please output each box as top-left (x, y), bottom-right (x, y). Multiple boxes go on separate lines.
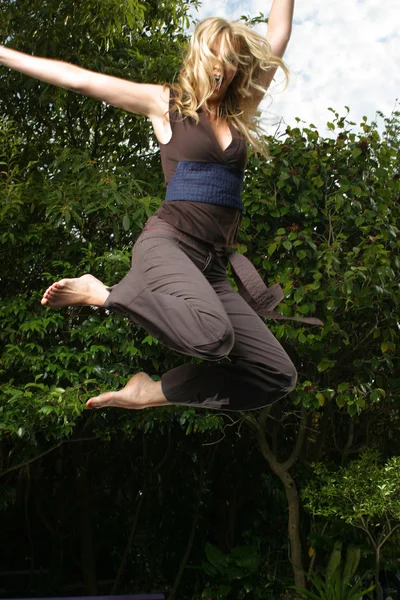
top-left (208, 36), bottom-right (238, 99)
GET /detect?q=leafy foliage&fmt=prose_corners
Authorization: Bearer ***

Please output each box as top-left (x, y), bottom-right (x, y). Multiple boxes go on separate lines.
top-left (0, 0), bottom-right (194, 452)
top-left (294, 542), bottom-right (374, 600)
top-left (302, 448), bottom-right (400, 538)
top-left (201, 542), bottom-right (264, 599)
top-left (242, 106), bottom-right (400, 418)
top-left (302, 448), bottom-right (400, 599)
top-left (1, 0), bottom-right (400, 596)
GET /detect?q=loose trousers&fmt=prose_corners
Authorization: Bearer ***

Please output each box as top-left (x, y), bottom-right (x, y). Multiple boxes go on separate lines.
top-left (104, 217), bottom-right (297, 410)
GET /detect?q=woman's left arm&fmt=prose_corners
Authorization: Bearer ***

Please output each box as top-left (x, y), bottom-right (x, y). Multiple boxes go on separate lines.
top-left (251, 0), bottom-right (294, 98)
top-left (266, 0), bottom-right (294, 59)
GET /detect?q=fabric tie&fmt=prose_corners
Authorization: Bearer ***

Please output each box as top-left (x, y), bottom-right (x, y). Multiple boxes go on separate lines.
top-left (143, 217), bottom-right (324, 327)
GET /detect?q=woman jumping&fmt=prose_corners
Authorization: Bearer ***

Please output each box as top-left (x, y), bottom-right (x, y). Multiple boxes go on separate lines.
top-left (0, 1), bottom-right (305, 412)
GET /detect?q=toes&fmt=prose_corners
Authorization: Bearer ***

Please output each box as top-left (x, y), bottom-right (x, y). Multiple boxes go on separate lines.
top-left (41, 287), bottom-right (55, 305)
top-left (43, 280), bottom-right (66, 297)
top-left (42, 286), bottom-right (53, 298)
top-left (40, 279), bottom-right (77, 309)
top-left (41, 283), bottom-right (59, 305)
top-left (53, 279), bottom-right (67, 290)
top-left (86, 392), bottom-right (116, 408)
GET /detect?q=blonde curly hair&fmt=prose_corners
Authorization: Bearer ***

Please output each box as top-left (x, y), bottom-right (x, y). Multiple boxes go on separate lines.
top-left (170, 17), bottom-right (289, 156)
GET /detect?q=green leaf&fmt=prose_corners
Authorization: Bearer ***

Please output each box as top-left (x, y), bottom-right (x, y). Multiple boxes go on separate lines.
top-left (312, 175), bottom-right (324, 188)
top-left (347, 403), bottom-right (358, 416)
top-left (355, 397), bottom-right (366, 409)
top-left (205, 543), bottom-right (228, 571)
top-left (298, 304), bottom-right (310, 314)
top-left (122, 214), bottom-right (131, 230)
top-left (337, 382), bottom-right (349, 392)
top-left (283, 240), bottom-right (292, 251)
top-left (317, 359), bottom-right (336, 372)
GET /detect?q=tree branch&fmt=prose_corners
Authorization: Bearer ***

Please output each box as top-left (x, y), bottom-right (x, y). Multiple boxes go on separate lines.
top-left (359, 515), bottom-right (377, 549)
top-left (341, 418), bottom-right (355, 464)
top-left (378, 523), bottom-right (400, 550)
top-left (111, 431), bottom-right (171, 594)
top-left (167, 450), bottom-right (206, 600)
top-left (282, 403), bottom-right (308, 472)
top-left (0, 436), bottom-right (101, 479)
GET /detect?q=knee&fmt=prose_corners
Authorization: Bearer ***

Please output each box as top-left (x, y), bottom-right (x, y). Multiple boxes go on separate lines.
top-left (282, 360), bottom-right (297, 395)
top-left (258, 357), bottom-right (297, 401)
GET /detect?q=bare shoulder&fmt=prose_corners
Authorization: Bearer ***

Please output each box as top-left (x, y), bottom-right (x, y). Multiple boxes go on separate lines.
top-left (149, 84), bottom-right (170, 116)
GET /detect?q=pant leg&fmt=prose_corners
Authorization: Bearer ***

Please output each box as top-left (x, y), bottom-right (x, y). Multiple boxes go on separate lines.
top-left (161, 252), bottom-right (297, 411)
top-left (104, 231), bottom-right (234, 360)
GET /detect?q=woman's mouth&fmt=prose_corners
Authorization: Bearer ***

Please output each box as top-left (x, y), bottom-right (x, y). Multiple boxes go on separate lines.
top-left (214, 75), bottom-right (224, 91)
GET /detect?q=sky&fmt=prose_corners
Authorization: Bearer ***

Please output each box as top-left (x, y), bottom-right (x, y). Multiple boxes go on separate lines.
top-left (190, 0), bottom-right (400, 137)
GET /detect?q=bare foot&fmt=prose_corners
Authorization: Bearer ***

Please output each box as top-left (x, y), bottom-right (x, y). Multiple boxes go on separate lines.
top-left (86, 372), bottom-right (169, 410)
top-left (41, 274), bottom-right (109, 308)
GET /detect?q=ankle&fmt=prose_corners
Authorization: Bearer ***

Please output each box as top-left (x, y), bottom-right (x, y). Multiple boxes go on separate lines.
top-left (97, 288), bottom-right (110, 307)
top-left (139, 380), bottom-right (166, 407)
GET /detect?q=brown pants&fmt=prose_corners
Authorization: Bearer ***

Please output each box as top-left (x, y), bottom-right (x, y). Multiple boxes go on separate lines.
top-left (105, 217), bottom-right (297, 410)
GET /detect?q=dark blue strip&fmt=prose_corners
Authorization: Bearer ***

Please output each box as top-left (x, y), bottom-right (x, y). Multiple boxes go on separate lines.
top-left (166, 161), bottom-right (244, 212)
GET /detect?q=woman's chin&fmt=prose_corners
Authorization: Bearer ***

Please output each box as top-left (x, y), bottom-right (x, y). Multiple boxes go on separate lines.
top-left (211, 86), bottom-right (225, 97)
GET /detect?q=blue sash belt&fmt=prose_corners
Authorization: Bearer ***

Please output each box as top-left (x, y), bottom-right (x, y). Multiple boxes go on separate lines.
top-left (165, 161), bottom-right (244, 212)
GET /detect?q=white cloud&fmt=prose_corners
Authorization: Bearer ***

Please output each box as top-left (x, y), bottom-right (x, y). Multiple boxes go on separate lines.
top-left (190, 0), bottom-right (400, 134)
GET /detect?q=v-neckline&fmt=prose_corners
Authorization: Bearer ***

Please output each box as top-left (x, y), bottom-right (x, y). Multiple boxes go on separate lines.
top-left (200, 109), bottom-right (235, 154)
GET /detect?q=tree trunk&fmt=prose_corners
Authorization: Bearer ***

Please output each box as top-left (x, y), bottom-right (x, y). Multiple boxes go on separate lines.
top-left (257, 434), bottom-right (305, 589)
top-left (167, 452), bottom-right (205, 600)
top-left (249, 406), bottom-right (307, 591)
top-left (73, 444), bottom-right (97, 596)
top-left (375, 546), bottom-right (383, 600)
top-left (111, 488), bottom-right (146, 594)
top-left (282, 470), bottom-right (305, 589)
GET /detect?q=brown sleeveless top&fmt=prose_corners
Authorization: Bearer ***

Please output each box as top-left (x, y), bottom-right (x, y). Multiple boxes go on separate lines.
top-left (154, 90), bottom-right (248, 246)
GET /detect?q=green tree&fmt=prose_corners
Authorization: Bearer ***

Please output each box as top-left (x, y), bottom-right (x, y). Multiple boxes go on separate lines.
top-left (241, 106), bottom-right (400, 419)
top-left (0, 0), bottom-right (196, 454)
top-left (302, 449), bottom-right (400, 600)
top-left (240, 105), bottom-right (400, 590)
top-left (1, 1), bottom-right (400, 594)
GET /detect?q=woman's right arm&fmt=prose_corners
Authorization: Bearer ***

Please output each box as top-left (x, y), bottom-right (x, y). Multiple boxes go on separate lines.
top-left (0, 46), bottom-right (167, 119)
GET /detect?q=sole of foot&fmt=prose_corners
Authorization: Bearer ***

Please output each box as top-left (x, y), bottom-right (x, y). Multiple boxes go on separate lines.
top-left (86, 373), bottom-right (167, 410)
top-left (41, 274), bottom-right (109, 309)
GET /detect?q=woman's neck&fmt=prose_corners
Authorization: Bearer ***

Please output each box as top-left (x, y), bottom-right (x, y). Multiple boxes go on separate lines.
top-left (204, 100), bottom-right (222, 120)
